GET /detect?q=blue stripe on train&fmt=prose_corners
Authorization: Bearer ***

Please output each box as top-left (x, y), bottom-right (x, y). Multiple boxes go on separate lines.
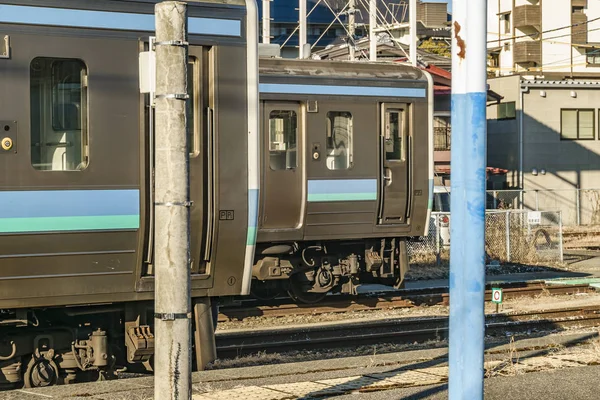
top-left (0, 5), bottom-right (242, 36)
top-left (259, 83), bottom-right (426, 98)
top-left (308, 179), bottom-right (378, 195)
top-left (1, 189), bottom-right (140, 218)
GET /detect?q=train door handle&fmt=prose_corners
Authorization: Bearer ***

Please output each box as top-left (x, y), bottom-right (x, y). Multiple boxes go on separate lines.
top-left (383, 168), bottom-right (392, 187)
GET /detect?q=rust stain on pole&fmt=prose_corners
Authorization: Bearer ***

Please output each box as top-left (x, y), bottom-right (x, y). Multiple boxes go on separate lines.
top-left (454, 21), bottom-right (466, 59)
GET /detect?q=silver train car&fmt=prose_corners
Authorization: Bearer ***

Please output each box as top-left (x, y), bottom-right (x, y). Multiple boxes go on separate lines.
top-left (252, 58), bottom-right (434, 303)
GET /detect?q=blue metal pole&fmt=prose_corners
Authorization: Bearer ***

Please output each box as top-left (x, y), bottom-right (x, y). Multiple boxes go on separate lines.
top-left (449, 0), bottom-right (487, 399)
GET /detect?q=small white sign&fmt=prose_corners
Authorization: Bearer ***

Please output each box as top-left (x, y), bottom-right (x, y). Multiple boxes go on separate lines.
top-left (528, 211), bottom-right (541, 225)
top-left (139, 50), bottom-right (156, 95)
top-left (491, 288), bottom-right (503, 304)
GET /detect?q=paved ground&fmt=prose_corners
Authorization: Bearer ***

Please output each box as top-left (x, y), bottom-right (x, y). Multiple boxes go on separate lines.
top-left (333, 365), bottom-right (600, 400)
top-left (4, 331), bottom-right (600, 399)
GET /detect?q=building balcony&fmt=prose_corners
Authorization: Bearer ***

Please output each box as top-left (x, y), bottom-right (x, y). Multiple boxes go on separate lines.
top-left (513, 40), bottom-right (541, 65)
top-left (513, 5), bottom-right (541, 30)
top-left (434, 127), bottom-right (451, 151)
top-left (572, 12), bottom-right (588, 45)
top-left (572, 0), bottom-right (588, 8)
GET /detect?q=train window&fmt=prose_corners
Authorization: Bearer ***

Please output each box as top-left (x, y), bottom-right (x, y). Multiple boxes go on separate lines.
top-left (385, 109), bottom-right (404, 161)
top-left (187, 57), bottom-right (199, 157)
top-left (269, 110), bottom-right (297, 170)
top-left (326, 111), bottom-right (353, 170)
top-left (30, 57), bottom-right (88, 171)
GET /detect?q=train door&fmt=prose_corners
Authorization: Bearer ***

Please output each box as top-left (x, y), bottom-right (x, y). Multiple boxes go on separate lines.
top-left (260, 102), bottom-right (303, 229)
top-left (143, 45), bottom-right (212, 277)
top-left (187, 47), bottom-right (212, 274)
top-left (378, 103), bottom-right (410, 224)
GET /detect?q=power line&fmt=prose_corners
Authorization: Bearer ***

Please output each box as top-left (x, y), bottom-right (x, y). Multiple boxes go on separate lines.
top-left (487, 15), bottom-right (600, 44)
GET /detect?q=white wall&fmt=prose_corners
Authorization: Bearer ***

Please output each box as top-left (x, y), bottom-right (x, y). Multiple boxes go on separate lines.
top-left (541, 1), bottom-right (571, 73)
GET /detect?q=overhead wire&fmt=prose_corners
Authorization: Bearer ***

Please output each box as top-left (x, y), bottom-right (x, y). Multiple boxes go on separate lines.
top-left (356, 0), bottom-right (411, 60)
top-left (312, 1), bottom-right (350, 48)
top-left (486, 15), bottom-right (600, 43)
top-left (280, 0), bottom-right (324, 48)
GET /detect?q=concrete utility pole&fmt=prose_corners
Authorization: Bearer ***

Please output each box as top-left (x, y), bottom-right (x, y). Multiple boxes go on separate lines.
top-left (410, 0), bottom-right (417, 66)
top-left (299, 0), bottom-right (307, 58)
top-left (262, 0), bottom-right (270, 44)
top-left (153, 2), bottom-right (192, 399)
top-left (369, 0), bottom-right (377, 61)
top-left (448, 0), bottom-right (487, 399)
top-left (349, 0), bottom-right (356, 61)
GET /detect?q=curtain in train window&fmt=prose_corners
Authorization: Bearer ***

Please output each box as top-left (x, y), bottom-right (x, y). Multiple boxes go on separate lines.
top-left (326, 111), bottom-right (353, 170)
top-left (269, 110), bottom-right (297, 170)
top-left (30, 57), bottom-right (88, 171)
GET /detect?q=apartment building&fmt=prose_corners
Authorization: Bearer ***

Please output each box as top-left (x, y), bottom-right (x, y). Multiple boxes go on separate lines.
top-left (487, 0), bottom-right (600, 76)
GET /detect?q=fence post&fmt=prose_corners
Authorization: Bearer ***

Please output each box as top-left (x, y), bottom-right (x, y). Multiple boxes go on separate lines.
top-left (558, 211), bottom-right (564, 263)
top-left (505, 211), bottom-right (511, 262)
top-left (576, 188), bottom-right (581, 226)
top-left (436, 215), bottom-right (441, 266)
top-left (535, 190), bottom-right (539, 211)
top-left (493, 190), bottom-right (497, 209)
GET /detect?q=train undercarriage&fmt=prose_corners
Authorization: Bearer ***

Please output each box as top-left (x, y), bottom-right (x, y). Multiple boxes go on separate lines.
top-left (251, 238), bottom-right (409, 303)
top-left (0, 300), bottom-right (218, 389)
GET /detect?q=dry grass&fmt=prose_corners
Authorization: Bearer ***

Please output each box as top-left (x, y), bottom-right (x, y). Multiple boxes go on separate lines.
top-left (485, 336), bottom-right (521, 378)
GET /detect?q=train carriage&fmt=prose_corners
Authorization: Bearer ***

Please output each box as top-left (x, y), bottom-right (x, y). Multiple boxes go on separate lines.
top-left (252, 58), bottom-right (434, 303)
top-left (0, 0), bottom-right (433, 389)
top-left (0, 0), bottom-right (258, 387)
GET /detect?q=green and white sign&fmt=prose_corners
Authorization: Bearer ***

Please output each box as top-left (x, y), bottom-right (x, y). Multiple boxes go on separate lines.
top-left (491, 288), bottom-right (503, 304)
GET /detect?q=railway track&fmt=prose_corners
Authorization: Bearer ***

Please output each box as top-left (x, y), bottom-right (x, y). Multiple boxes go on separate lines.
top-left (216, 305), bottom-right (600, 359)
top-left (218, 282), bottom-right (593, 321)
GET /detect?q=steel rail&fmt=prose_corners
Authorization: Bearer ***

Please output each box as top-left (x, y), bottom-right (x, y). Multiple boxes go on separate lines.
top-left (218, 283), bottom-right (592, 321)
top-left (216, 306), bottom-right (600, 359)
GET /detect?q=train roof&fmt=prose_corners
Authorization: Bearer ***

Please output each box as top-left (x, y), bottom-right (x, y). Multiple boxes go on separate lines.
top-left (187, 0), bottom-right (245, 5)
top-left (259, 58), bottom-right (428, 83)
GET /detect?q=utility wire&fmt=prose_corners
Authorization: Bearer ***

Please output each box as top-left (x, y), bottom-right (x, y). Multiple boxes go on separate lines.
top-left (487, 15), bottom-right (600, 43)
top-left (280, 0), bottom-right (324, 48)
top-left (312, 1), bottom-right (350, 48)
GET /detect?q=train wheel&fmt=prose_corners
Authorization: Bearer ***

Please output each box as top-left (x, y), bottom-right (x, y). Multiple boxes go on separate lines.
top-left (287, 274), bottom-right (327, 304)
top-left (23, 352), bottom-right (59, 388)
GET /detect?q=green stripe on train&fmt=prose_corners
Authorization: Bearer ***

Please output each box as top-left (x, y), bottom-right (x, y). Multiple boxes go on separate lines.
top-left (246, 226), bottom-right (257, 246)
top-left (0, 215), bottom-right (140, 233)
top-left (307, 193), bottom-right (377, 202)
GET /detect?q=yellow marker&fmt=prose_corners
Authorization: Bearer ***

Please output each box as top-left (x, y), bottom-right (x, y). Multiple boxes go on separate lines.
top-left (1, 137), bottom-right (12, 151)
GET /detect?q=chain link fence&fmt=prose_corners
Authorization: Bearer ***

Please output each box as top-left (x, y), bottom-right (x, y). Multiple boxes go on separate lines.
top-left (487, 189), bottom-right (600, 227)
top-left (408, 210), bottom-right (564, 268)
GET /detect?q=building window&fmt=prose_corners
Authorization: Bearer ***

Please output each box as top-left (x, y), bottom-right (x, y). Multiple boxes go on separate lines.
top-left (326, 111), bottom-right (353, 170)
top-left (30, 57), bottom-right (88, 171)
top-left (434, 115), bottom-right (451, 151)
top-left (502, 13), bottom-right (511, 35)
top-left (586, 49), bottom-right (600, 65)
top-left (561, 109), bottom-right (594, 140)
top-left (269, 110), bottom-right (297, 170)
top-left (497, 102), bottom-right (516, 120)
